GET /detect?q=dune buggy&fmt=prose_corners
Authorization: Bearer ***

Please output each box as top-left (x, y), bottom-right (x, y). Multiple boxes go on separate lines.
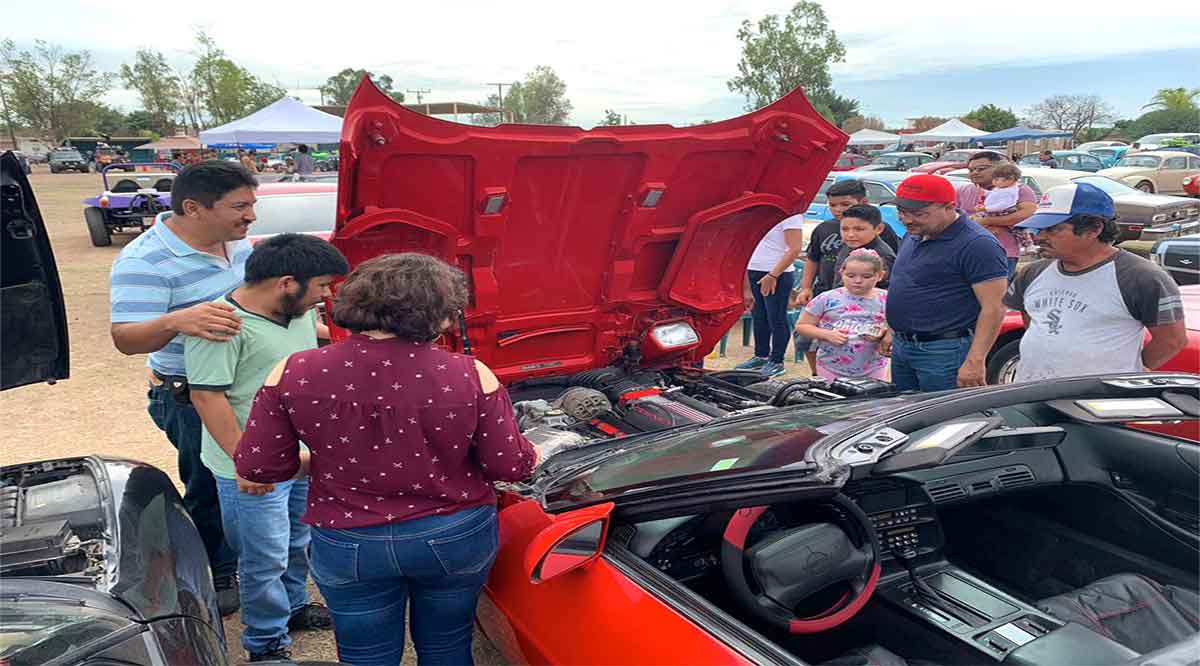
top-left (81, 162), bottom-right (178, 247)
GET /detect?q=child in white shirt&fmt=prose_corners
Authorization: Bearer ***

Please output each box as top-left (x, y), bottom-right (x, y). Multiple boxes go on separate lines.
top-left (978, 162), bottom-right (1023, 215)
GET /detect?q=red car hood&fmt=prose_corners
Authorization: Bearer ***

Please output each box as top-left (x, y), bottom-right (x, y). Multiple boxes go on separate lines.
top-left (331, 79), bottom-right (845, 383)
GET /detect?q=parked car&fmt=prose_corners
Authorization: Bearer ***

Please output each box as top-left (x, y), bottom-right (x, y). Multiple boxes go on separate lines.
top-left (1086, 145), bottom-right (1129, 168)
top-left (1150, 144), bottom-right (1200, 158)
top-left (1099, 151), bottom-right (1200, 195)
top-left (1018, 150), bottom-right (1105, 172)
top-left (1077, 140), bottom-right (1128, 151)
top-left (48, 148), bottom-right (89, 173)
top-left (910, 148), bottom-right (1004, 175)
top-left (245, 182), bottom-right (337, 243)
top-left (1151, 234), bottom-right (1200, 285)
top-left (1184, 173), bottom-right (1200, 198)
top-left (986, 284), bottom-right (1199, 385)
top-left (92, 145), bottom-right (134, 172)
top-left (863, 151), bottom-right (935, 171)
top-left (80, 163), bottom-right (178, 247)
top-left (948, 167), bottom-right (1200, 243)
top-left (273, 172), bottom-right (339, 183)
top-left (1134, 133), bottom-right (1200, 150)
top-left (328, 79), bottom-right (1200, 666)
top-left (804, 171), bottom-right (927, 240)
top-left (832, 152), bottom-right (872, 171)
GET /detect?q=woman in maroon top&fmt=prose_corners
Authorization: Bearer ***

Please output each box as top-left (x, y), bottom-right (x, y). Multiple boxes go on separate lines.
top-left (236, 253), bottom-right (536, 666)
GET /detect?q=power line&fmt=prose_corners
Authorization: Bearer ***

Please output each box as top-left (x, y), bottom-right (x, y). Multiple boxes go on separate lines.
top-left (407, 88), bottom-right (431, 104)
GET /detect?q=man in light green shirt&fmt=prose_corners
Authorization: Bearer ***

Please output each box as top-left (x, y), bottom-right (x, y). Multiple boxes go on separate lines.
top-left (185, 233), bottom-right (347, 662)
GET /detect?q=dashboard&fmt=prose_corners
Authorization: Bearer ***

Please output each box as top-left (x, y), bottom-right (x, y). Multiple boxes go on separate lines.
top-left (626, 478), bottom-right (944, 582)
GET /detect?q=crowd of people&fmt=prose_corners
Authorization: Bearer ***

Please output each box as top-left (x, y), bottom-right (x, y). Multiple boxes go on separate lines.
top-left (107, 154), bottom-right (1187, 665)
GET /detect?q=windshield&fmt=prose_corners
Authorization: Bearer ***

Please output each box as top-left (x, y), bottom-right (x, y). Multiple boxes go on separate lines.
top-left (249, 193), bottom-right (336, 236)
top-left (1117, 155), bottom-right (1161, 168)
top-left (941, 151), bottom-right (976, 162)
top-left (0, 601), bottom-right (131, 665)
top-left (812, 178), bottom-right (834, 204)
top-left (542, 397), bottom-right (923, 506)
top-left (1018, 154), bottom-right (1042, 165)
top-left (52, 150), bottom-right (82, 160)
top-left (1074, 176), bottom-right (1140, 196)
top-left (1090, 149), bottom-right (1117, 158)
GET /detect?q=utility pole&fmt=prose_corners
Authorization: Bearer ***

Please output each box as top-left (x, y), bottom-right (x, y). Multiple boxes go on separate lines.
top-left (407, 88), bottom-right (431, 104)
top-left (486, 82), bottom-right (510, 122)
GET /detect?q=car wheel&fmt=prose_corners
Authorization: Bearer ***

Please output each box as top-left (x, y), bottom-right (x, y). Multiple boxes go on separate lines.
top-left (85, 207), bottom-right (112, 247)
top-left (1136, 181), bottom-right (1154, 193)
top-left (986, 338), bottom-right (1021, 385)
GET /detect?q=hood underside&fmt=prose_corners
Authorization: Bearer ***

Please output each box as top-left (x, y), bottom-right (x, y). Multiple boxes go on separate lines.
top-left (332, 79), bottom-right (845, 383)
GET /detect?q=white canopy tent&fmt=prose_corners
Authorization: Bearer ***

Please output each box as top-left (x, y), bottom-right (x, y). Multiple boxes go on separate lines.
top-left (199, 97), bottom-right (343, 146)
top-left (847, 128), bottom-right (903, 146)
top-left (905, 119), bottom-right (988, 143)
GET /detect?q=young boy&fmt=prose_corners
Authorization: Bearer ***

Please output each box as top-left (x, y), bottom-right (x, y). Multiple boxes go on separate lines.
top-left (832, 204), bottom-right (896, 289)
top-left (186, 233), bottom-right (349, 662)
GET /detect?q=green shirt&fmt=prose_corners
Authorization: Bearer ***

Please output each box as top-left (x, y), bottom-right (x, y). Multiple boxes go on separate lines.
top-left (185, 294), bottom-right (318, 479)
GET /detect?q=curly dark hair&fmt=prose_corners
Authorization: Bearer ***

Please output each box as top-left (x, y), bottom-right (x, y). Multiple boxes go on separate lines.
top-left (331, 253), bottom-right (468, 341)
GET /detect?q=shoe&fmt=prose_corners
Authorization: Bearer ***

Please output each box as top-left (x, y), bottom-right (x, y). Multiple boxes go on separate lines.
top-left (760, 361), bottom-right (786, 377)
top-left (288, 602), bottom-right (334, 631)
top-left (214, 574), bottom-right (240, 617)
top-left (735, 356), bottom-right (768, 370)
top-left (248, 646), bottom-right (292, 663)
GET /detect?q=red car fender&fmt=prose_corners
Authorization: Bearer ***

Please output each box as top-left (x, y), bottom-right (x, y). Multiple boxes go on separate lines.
top-left (481, 493), bottom-right (755, 665)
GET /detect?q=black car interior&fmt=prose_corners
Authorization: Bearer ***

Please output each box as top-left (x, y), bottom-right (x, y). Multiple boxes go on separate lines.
top-left (610, 379), bottom-right (1200, 665)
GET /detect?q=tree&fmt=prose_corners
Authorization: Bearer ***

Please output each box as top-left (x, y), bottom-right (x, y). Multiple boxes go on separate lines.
top-left (598, 109), bottom-right (622, 126)
top-left (910, 116), bottom-right (949, 132)
top-left (963, 104), bottom-right (1019, 132)
top-left (190, 31), bottom-right (287, 125)
top-left (727, 1), bottom-right (846, 110)
top-left (1025, 94), bottom-right (1115, 141)
top-left (1142, 88), bottom-right (1200, 112)
top-left (0, 39), bottom-right (112, 142)
top-left (810, 90), bottom-right (859, 126)
top-left (125, 109), bottom-right (159, 134)
top-left (320, 68), bottom-right (404, 105)
top-left (510, 66), bottom-right (572, 125)
top-left (842, 115), bottom-right (885, 133)
top-left (1122, 108), bottom-right (1200, 141)
top-left (120, 49), bottom-right (180, 135)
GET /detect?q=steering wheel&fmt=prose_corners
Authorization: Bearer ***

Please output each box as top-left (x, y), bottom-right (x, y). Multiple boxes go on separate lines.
top-left (720, 493), bottom-right (880, 634)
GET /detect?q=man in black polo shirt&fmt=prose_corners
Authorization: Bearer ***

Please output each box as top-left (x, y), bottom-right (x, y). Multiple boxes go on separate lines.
top-left (886, 175), bottom-right (1009, 391)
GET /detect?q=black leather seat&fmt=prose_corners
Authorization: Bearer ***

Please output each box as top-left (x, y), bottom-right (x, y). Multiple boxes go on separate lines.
top-left (1037, 573), bottom-right (1200, 655)
top-left (821, 645), bottom-right (913, 665)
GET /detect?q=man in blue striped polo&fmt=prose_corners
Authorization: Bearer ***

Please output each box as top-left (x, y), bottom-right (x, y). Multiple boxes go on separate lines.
top-left (109, 161), bottom-right (258, 616)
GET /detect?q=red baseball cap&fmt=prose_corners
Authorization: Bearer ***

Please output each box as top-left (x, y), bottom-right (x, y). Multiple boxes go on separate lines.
top-left (894, 174), bottom-right (957, 210)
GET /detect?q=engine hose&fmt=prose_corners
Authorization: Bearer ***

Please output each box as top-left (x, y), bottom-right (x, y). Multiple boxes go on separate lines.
top-left (771, 381), bottom-right (816, 406)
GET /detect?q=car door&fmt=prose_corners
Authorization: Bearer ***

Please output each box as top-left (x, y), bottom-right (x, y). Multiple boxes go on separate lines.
top-left (1160, 156), bottom-right (1189, 193)
top-left (1, 151), bottom-right (69, 390)
top-left (1078, 154), bottom-right (1104, 172)
top-left (1059, 154), bottom-right (1081, 170)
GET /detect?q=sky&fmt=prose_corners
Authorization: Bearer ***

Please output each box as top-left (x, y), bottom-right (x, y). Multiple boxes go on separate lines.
top-left (4, 0), bottom-right (1198, 129)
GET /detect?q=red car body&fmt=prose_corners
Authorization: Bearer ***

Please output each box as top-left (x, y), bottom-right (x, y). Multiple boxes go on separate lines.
top-left (910, 149), bottom-right (1002, 175)
top-left (1183, 173), bottom-right (1200, 197)
top-left (832, 152), bottom-right (871, 171)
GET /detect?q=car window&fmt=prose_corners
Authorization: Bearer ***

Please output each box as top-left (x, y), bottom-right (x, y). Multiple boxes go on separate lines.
top-left (1117, 156), bottom-right (1162, 168)
top-left (1020, 176), bottom-right (1042, 196)
top-left (52, 150), bottom-right (82, 160)
top-left (0, 601), bottom-right (132, 665)
top-left (1019, 155), bottom-right (1041, 165)
top-left (250, 193), bottom-right (336, 236)
top-left (1190, 157), bottom-right (1200, 169)
top-left (864, 182), bottom-right (893, 204)
top-left (1060, 155), bottom-right (1079, 168)
top-left (1164, 157), bottom-right (1187, 170)
top-left (1080, 155), bottom-right (1102, 170)
top-left (812, 178), bottom-right (834, 205)
top-left (942, 151), bottom-right (975, 162)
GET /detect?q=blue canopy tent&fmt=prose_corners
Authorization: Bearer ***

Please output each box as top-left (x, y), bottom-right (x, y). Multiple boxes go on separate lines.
top-left (971, 126), bottom-right (1074, 143)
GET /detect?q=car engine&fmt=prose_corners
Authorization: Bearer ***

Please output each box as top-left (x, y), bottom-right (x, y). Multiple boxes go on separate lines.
top-left (509, 366), bottom-right (893, 457)
top-left (0, 460), bottom-right (107, 580)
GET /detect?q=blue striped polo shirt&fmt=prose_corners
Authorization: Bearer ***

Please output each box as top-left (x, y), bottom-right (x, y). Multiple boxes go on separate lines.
top-left (110, 212), bottom-right (253, 378)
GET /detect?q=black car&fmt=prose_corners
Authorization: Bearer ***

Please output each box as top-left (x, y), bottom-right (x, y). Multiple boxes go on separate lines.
top-left (0, 152), bottom-right (340, 666)
top-left (47, 148), bottom-right (89, 174)
top-left (1152, 234), bottom-right (1200, 285)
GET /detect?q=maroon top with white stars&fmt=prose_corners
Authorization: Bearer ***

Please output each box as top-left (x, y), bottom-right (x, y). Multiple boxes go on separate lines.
top-left (235, 334), bottom-right (536, 529)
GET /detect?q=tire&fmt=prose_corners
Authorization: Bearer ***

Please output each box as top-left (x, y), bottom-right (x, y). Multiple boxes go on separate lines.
top-left (85, 207), bottom-right (112, 247)
top-left (49, 166), bottom-right (59, 174)
top-left (1136, 181), bottom-right (1154, 193)
top-left (986, 338), bottom-right (1021, 385)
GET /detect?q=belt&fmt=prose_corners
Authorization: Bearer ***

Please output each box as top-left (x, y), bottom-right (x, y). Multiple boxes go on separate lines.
top-left (892, 329), bottom-right (972, 343)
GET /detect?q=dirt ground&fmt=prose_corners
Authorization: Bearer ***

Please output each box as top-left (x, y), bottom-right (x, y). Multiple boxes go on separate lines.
top-left (1, 166), bottom-right (811, 664)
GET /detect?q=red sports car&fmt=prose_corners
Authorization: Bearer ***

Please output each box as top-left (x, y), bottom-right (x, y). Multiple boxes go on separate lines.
top-left (330, 81), bottom-right (1200, 666)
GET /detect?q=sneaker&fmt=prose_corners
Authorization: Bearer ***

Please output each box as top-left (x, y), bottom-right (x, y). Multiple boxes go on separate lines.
top-left (760, 361), bottom-right (786, 377)
top-left (214, 574), bottom-right (240, 617)
top-left (288, 602), bottom-right (334, 631)
top-left (735, 356), bottom-right (769, 370)
top-left (248, 646), bottom-right (292, 663)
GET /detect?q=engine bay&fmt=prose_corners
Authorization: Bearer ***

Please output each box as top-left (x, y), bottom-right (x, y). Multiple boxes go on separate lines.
top-left (0, 459), bottom-right (107, 581)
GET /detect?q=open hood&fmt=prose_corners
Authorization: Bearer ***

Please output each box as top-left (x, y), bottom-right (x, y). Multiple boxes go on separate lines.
top-left (332, 79), bottom-right (846, 384)
top-left (1, 151), bottom-right (69, 390)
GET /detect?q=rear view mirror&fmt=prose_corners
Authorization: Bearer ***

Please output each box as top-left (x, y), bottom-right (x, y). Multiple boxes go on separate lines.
top-left (533, 520), bottom-right (605, 583)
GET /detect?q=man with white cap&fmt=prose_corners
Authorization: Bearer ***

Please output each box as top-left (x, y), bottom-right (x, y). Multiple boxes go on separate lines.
top-left (1004, 182), bottom-right (1187, 382)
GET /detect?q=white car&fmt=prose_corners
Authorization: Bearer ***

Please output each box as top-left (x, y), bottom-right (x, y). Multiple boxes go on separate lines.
top-left (1077, 140), bottom-right (1128, 151)
top-left (1133, 133), bottom-right (1200, 150)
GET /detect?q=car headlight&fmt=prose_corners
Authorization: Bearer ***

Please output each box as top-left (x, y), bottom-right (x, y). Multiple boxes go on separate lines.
top-left (1185, 176), bottom-right (1195, 186)
top-left (648, 321), bottom-right (700, 350)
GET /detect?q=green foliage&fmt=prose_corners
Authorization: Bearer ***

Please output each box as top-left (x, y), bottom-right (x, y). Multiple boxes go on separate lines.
top-left (125, 110), bottom-right (159, 133)
top-left (120, 49), bottom-right (180, 134)
top-left (320, 68), bottom-right (404, 106)
top-left (190, 31), bottom-right (287, 125)
top-left (512, 66), bottom-right (572, 125)
top-left (1142, 88), bottom-right (1200, 112)
top-left (1, 39), bottom-right (112, 141)
top-left (598, 109), bottom-right (622, 126)
top-left (963, 104), bottom-right (1019, 132)
top-left (727, 1), bottom-right (846, 110)
top-left (1122, 107), bottom-right (1200, 140)
top-left (810, 90), bottom-right (859, 126)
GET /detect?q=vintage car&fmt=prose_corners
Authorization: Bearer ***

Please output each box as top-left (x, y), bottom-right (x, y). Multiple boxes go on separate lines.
top-left (1087, 145), bottom-right (1130, 168)
top-left (1100, 151), bottom-right (1200, 194)
top-left (81, 163), bottom-right (178, 247)
top-left (1185, 173), bottom-right (1200, 198)
top-left (48, 148), bottom-right (89, 173)
top-left (1151, 235), bottom-right (1200, 286)
top-left (1077, 140), bottom-right (1128, 151)
top-left (328, 84), bottom-right (1200, 666)
top-left (947, 167), bottom-right (1200, 243)
top-left (1018, 150), bottom-right (1105, 172)
top-left (860, 152), bottom-right (935, 171)
top-left (1134, 133), bottom-right (1200, 150)
top-left (909, 148), bottom-right (1003, 175)
top-left (832, 152), bottom-right (872, 171)
top-left (0, 151), bottom-right (338, 666)
top-left (803, 171), bottom-right (922, 239)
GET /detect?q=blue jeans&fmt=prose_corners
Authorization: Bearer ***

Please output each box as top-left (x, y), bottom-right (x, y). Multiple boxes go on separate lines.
top-left (215, 477), bottom-right (311, 654)
top-left (147, 384), bottom-right (237, 579)
top-left (748, 270), bottom-right (796, 363)
top-left (891, 335), bottom-right (973, 392)
top-left (310, 505), bottom-right (498, 666)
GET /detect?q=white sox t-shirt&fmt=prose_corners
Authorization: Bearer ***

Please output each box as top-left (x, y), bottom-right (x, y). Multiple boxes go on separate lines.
top-left (1003, 250), bottom-right (1184, 382)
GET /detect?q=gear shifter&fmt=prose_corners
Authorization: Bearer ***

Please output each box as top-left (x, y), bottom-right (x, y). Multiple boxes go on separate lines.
top-left (892, 547), bottom-right (950, 608)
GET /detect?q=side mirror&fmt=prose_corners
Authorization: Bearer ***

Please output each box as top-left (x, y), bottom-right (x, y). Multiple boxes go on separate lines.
top-left (523, 502), bottom-right (613, 584)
